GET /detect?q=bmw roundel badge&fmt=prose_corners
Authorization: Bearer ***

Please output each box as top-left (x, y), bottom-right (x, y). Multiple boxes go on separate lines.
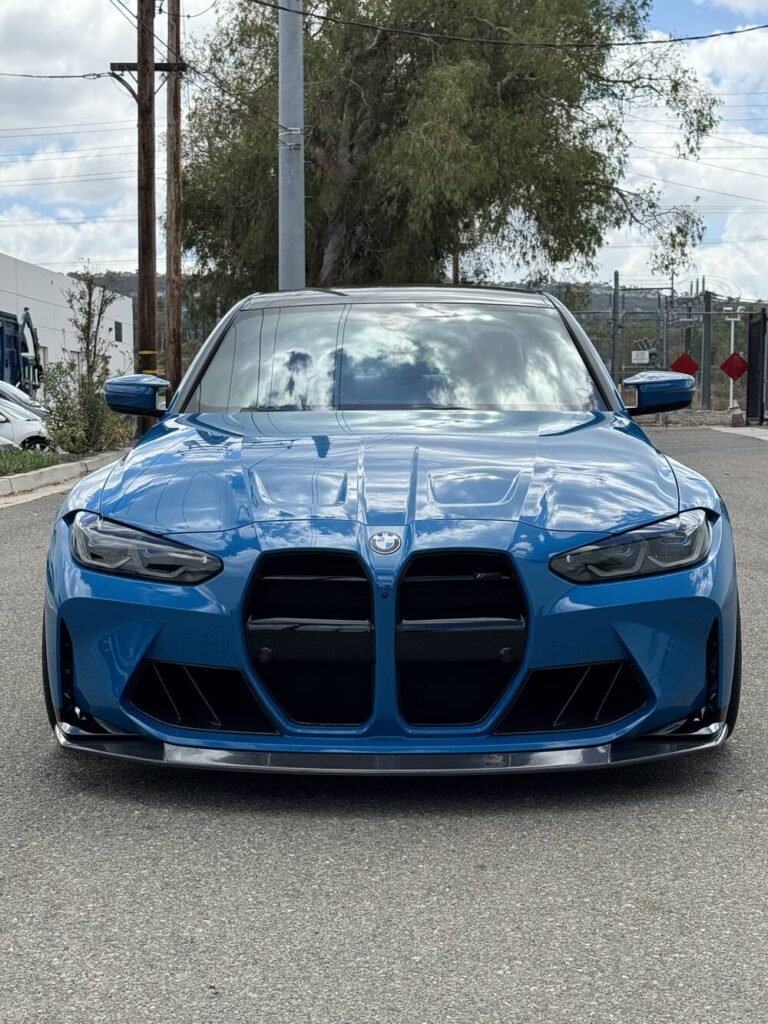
top-left (369, 532), bottom-right (402, 555)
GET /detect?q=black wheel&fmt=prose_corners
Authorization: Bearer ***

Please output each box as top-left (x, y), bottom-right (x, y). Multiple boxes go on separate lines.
top-left (725, 604), bottom-right (742, 737)
top-left (22, 437), bottom-right (50, 452)
top-left (41, 622), bottom-right (57, 731)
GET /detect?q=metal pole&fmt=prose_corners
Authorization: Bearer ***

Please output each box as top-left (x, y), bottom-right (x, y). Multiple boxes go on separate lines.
top-left (165, 0), bottom-right (183, 395)
top-left (278, 0), bottom-right (306, 291)
top-left (610, 270), bottom-right (620, 382)
top-left (729, 319), bottom-right (736, 409)
top-left (702, 291), bottom-right (712, 410)
top-left (137, 0), bottom-right (156, 434)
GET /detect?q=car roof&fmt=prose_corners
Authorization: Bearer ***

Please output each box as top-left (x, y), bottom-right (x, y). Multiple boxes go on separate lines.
top-left (240, 285), bottom-right (554, 310)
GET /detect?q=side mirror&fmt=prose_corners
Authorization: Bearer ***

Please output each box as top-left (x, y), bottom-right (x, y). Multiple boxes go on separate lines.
top-left (103, 374), bottom-right (170, 418)
top-left (622, 371), bottom-right (695, 417)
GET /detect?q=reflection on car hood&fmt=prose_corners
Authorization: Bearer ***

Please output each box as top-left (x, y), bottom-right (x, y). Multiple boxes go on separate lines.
top-left (97, 409), bottom-right (679, 535)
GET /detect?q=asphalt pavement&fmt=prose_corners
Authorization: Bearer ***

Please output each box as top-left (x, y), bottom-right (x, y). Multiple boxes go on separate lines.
top-left (2, 427), bottom-right (768, 1024)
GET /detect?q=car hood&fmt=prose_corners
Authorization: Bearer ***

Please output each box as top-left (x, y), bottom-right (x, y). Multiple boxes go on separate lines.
top-left (96, 409), bottom-right (679, 536)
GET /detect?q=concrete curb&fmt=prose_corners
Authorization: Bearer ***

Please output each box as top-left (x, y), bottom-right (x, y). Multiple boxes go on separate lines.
top-left (0, 450), bottom-right (124, 498)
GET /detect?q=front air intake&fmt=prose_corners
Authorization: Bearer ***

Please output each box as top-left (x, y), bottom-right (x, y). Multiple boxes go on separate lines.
top-left (396, 551), bottom-right (527, 725)
top-left (495, 661), bottom-right (648, 734)
top-left (128, 661), bottom-right (278, 733)
top-left (245, 552), bottom-right (375, 725)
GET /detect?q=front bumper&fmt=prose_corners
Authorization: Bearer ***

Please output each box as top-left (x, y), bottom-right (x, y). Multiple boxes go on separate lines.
top-left (46, 512), bottom-right (739, 774)
top-left (55, 720), bottom-right (728, 774)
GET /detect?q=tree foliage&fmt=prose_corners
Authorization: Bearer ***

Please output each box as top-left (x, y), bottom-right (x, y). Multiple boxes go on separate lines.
top-left (44, 268), bottom-right (133, 455)
top-left (183, 0), bottom-right (717, 307)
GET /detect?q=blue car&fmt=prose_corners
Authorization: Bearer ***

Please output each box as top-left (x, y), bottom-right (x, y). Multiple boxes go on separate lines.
top-left (43, 288), bottom-right (740, 775)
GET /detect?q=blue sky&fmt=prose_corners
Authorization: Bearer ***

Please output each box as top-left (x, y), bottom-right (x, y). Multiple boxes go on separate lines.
top-left (2, 0), bottom-right (768, 296)
top-left (651, 0), bottom-right (737, 34)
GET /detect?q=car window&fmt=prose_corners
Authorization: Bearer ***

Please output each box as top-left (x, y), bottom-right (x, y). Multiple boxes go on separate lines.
top-left (185, 302), bottom-right (604, 413)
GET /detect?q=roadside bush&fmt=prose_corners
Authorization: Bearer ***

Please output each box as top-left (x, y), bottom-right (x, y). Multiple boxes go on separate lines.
top-left (44, 361), bottom-right (132, 456)
top-left (43, 267), bottom-right (134, 456)
top-left (0, 449), bottom-right (57, 477)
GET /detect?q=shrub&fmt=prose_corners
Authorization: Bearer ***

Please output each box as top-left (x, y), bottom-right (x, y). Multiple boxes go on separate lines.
top-left (0, 449), bottom-right (57, 477)
top-left (43, 267), bottom-right (134, 456)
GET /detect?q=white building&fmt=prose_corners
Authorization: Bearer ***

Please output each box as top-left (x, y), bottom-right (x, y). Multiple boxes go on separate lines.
top-left (0, 252), bottom-right (134, 378)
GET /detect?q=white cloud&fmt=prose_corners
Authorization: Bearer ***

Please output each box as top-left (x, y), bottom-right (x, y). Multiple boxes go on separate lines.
top-left (0, 0), bottom-right (218, 271)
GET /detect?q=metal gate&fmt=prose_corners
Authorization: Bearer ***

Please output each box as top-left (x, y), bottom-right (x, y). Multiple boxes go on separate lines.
top-left (746, 310), bottom-right (767, 425)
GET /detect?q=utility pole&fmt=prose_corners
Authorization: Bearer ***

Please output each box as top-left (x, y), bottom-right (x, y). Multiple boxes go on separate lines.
top-left (165, 0), bottom-right (183, 394)
top-left (137, 0), bottom-right (157, 389)
top-left (278, 0), bottom-right (306, 290)
top-left (610, 270), bottom-right (620, 382)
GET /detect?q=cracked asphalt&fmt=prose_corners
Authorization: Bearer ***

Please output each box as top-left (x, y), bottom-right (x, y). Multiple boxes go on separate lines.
top-left (1, 427), bottom-right (767, 1024)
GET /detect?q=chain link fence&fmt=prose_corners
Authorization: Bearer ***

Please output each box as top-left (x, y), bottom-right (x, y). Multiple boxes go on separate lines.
top-left (570, 297), bottom-right (755, 412)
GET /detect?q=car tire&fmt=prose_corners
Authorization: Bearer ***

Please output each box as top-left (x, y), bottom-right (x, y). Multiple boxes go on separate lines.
top-left (725, 604), bottom-right (742, 738)
top-left (41, 623), bottom-right (57, 732)
top-left (22, 437), bottom-right (50, 451)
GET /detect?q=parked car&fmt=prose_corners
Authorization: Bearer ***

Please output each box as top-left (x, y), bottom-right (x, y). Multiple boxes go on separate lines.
top-left (0, 380), bottom-right (48, 420)
top-left (44, 287), bottom-right (739, 775)
top-left (0, 397), bottom-right (49, 450)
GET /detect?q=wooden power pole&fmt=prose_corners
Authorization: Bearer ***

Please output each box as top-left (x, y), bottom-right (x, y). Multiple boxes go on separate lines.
top-left (137, 0), bottom-right (157, 388)
top-left (165, 0), bottom-right (183, 394)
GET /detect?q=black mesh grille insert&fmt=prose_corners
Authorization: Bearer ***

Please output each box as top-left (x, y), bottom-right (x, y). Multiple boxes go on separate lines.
top-left (246, 551), bottom-right (374, 726)
top-left (396, 551), bottom-right (527, 725)
top-left (128, 661), bottom-right (278, 733)
top-left (495, 661), bottom-right (648, 734)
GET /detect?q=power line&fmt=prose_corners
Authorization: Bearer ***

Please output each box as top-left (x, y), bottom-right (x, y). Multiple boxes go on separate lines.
top-left (0, 173), bottom-right (140, 189)
top-left (626, 113), bottom-right (768, 151)
top-left (633, 145), bottom-right (768, 182)
top-left (246, 0), bottom-right (768, 49)
top-left (0, 117), bottom-right (136, 133)
top-left (629, 170), bottom-right (768, 205)
top-left (185, 0), bottom-right (217, 16)
top-left (0, 215), bottom-right (142, 227)
top-left (0, 71), bottom-right (111, 80)
top-left (607, 235), bottom-right (768, 249)
top-left (0, 145), bottom-right (137, 162)
top-left (0, 125), bottom-right (165, 141)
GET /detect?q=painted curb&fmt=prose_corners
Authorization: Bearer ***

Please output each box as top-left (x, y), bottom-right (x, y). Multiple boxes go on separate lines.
top-left (0, 450), bottom-right (124, 498)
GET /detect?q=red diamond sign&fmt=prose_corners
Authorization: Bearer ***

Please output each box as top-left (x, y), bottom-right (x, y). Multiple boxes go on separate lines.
top-left (670, 352), bottom-right (699, 375)
top-left (721, 352), bottom-right (749, 381)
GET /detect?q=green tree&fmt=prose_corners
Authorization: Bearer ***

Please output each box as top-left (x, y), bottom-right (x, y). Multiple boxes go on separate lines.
top-left (183, 0), bottom-right (716, 309)
top-left (44, 268), bottom-right (133, 455)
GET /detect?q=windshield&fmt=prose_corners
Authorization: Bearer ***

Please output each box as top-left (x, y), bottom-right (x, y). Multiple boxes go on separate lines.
top-left (0, 399), bottom-right (37, 422)
top-left (0, 383), bottom-right (38, 410)
top-left (185, 302), bottom-right (605, 414)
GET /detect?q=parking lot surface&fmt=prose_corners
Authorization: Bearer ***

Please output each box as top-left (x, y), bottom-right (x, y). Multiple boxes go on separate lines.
top-left (1, 427), bottom-right (767, 1024)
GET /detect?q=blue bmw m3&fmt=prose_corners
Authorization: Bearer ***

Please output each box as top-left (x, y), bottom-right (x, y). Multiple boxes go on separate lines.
top-left (43, 287), bottom-right (740, 774)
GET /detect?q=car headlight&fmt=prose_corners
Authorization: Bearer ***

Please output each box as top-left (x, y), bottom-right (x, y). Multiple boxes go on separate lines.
top-left (550, 509), bottom-right (712, 583)
top-left (70, 511), bottom-right (223, 584)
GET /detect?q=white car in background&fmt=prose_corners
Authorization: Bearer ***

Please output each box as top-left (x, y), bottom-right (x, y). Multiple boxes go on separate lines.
top-left (0, 397), bottom-right (50, 450)
top-left (0, 380), bottom-right (48, 420)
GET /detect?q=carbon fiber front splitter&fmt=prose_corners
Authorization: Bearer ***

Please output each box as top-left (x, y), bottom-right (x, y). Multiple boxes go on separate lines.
top-left (54, 721), bottom-right (728, 775)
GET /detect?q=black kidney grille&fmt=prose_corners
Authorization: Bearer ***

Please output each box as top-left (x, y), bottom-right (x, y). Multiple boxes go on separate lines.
top-left (495, 661), bottom-right (648, 734)
top-left (129, 661), bottom-right (278, 734)
top-left (246, 552), bottom-right (374, 726)
top-left (399, 551), bottom-right (526, 621)
top-left (396, 551), bottom-right (527, 726)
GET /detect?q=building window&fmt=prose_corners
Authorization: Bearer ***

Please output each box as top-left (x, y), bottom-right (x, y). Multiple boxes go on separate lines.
top-left (39, 346), bottom-right (48, 368)
top-left (114, 321), bottom-right (123, 344)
